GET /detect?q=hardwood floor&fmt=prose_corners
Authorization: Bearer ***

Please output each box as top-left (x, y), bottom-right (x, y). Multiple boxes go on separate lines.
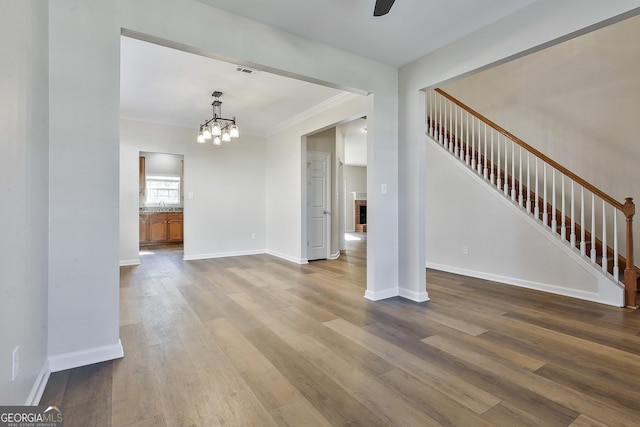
top-left (40, 234), bottom-right (640, 426)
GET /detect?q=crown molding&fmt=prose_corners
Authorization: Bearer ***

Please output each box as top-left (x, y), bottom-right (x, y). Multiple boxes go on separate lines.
top-left (265, 92), bottom-right (360, 137)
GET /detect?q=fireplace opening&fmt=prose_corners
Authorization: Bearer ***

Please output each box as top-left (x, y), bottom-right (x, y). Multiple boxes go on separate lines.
top-left (359, 205), bottom-right (367, 225)
top-left (354, 199), bottom-right (367, 232)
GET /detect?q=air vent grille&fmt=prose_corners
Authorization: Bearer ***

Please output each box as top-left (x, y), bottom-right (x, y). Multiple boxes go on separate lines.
top-left (235, 66), bottom-right (260, 75)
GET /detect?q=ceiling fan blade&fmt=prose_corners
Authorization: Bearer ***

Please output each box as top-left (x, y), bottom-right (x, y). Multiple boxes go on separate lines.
top-left (373, 0), bottom-right (396, 16)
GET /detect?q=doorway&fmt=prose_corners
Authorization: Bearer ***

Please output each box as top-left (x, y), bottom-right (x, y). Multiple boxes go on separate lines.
top-left (138, 151), bottom-right (185, 257)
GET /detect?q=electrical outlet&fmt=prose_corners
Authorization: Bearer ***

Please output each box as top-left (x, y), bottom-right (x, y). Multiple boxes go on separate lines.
top-left (251, 233), bottom-right (256, 240)
top-left (11, 346), bottom-right (19, 381)
top-left (463, 245), bottom-right (469, 255)
top-left (381, 183), bottom-right (387, 194)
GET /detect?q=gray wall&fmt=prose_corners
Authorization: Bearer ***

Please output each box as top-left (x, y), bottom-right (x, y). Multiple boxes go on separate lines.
top-left (0, 1), bottom-right (50, 404)
top-left (440, 13), bottom-right (640, 264)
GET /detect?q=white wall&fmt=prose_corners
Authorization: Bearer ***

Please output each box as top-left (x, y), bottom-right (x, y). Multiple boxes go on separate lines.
top-left (440, 13), bottom-right (640, 264)
top-left (120, 120), bottom-right (267, 265)
top-left (0, 1), bottom-right (50, 405)
top-left (48, 0), bottom-right (123, 371)
top-left (141, 152), bottom-right (183, 177)
top-left (345, 166), bottom-right (367, 232)
top-left (398, 0), bottom-right (640, 305)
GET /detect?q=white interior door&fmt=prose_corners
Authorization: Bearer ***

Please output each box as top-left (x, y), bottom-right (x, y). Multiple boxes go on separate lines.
top-left (307, 151), bottom-right (330, 261)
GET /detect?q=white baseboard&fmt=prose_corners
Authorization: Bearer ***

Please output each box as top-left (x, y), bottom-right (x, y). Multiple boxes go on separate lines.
top-left (119, 259), bottom-right (140, 266)
top-left (425, 262), bottom-right (620, 306)
top-left (48, 340), bottom-right (124, 373)
top-left (399, 288), bottom-right (430, 302)
top-left (329, 251), bottom-right (341, 260)
top-left (265, 250), bottom-right (309, 265)
top-left (364, 287), bottom-right (399, 301)
top-left (25, 360), bottom-right (51, 405)
top-left (183, 249), bottom-right (266, 261)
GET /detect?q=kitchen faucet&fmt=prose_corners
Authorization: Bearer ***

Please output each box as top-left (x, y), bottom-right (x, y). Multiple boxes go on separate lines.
top-left (159, 201), bottom-right (165, 207)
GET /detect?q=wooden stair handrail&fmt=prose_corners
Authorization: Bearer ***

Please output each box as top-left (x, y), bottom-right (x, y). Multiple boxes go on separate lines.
top-left (434, 88), bottom-right (623, 210)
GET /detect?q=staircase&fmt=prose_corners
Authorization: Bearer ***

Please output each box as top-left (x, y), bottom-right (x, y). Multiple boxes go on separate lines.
top-left (426, 88), bottom-right (638, 308)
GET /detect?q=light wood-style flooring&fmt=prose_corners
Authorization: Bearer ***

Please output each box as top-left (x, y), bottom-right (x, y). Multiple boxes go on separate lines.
top-left (41, 234), bottom-right (640, 426)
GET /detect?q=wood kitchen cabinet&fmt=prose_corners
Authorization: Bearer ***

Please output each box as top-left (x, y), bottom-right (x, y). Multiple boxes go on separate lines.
top-left (140, 212), bottom-right (183, 245)
top-left (167, 213), bottom-right (183, 242)
top-left (150, 213), bottom-right (169, 242)
top-left (139, 214), bottom-right (150, 244)
top-left (139, 156), bottom-right (146, 197)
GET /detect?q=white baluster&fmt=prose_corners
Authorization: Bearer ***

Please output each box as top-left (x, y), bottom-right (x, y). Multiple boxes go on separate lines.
top-left (511, 140), bottom-right (516, 201)
top-left (442, 97), bottom-right (447, 145)
top-left (428, 91), bottom-right (433, 136)
top-left (570, 181), bottom-right (576, 247)
top-left (613, 207), bottom-right (619, 280)
top-left (455, 105), bottom-right (460, 157)
top-left (561, 175), bottom-right (566, 241)
top-left (551, 169), bottom-right (557, 232)
top-left (526, 152), bottom-right (531, 212)
top-left (449, 101), bottom-right (453, 151)
top-left (471, 116), bottom-right (476, 170)
top-left (518, 146), bottom-right (523, 207)
top-left (444, 100), bottom-right (449, 148)
top-left (478, 119), bottom-right (483, 174)
top-left (591, 194), bottom-right (597, 263)
top-left (458, 109), bottom-right (463, 159)
top-left (534, 158), bottom-right (540, 219)
top-left (490, 129), bottom-right (495, 185)
top-left (437, 94), bottom-right (442, 143)
top-left (504, 138), bottom-right (509, 195)
top-left (497, 133), bottom-right (502, 190)
top-left (580, 187), bottom-right (586, 256)
top-left (466, 112), bottom-right (470, 164)
top-left (543, 164), bottom-right (548, 227)
top-left (602, 200), bottom-right (607, 273)
top-left (483, 123), bottom-right (488, 179)
top-left (431, 91), bottom-right (435, 137)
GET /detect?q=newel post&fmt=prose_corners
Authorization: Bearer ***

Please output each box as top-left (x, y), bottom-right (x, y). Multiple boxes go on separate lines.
top-left (623, 197), bottom-right (637, 308)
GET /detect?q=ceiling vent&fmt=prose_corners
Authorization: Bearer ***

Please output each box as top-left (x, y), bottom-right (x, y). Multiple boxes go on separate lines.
top-left (235, 66), bottom-right (260, 76)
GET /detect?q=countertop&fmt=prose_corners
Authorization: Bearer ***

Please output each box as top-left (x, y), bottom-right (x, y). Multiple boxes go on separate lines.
top-left (139, 207), bottom-right (183, 213)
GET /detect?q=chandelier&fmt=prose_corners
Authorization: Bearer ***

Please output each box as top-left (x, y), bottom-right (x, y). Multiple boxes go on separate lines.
top-left (196, 91), bottom-right (240, 145)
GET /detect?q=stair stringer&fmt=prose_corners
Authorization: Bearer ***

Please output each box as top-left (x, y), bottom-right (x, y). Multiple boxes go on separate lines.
top-left (425, 135), bottom-right (624, 307)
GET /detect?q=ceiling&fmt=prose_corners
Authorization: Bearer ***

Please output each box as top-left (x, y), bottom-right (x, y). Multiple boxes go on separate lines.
top-left (120, 0), bottom-right (539, 165)
top-left (120, 36), bottom-right (348, 136)
top-left (194, 0), bottom-right (538, 67)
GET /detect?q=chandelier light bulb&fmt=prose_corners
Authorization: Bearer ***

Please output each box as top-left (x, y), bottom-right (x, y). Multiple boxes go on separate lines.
top-left (203, 126), bottom-right (212, 140)
top-left (222, 130), bottom-right (231, 142)
top-left (229, 124), bottom-right (239, 138)
top-left (211, 121), bottom-right (222, 136)
top-left (197, 131), bottom-right (205, 143)
top-left (213, 136), bottom-right (222, 145)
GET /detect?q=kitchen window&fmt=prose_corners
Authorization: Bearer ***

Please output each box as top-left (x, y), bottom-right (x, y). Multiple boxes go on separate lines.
top-left (145, 175), bottom-right (181, 205)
